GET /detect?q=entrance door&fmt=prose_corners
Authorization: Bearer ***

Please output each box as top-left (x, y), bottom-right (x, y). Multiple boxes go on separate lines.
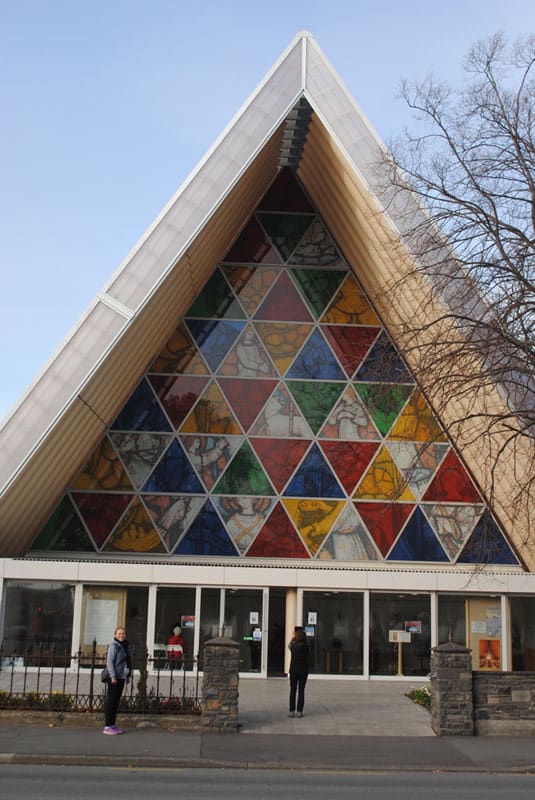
top-left (224, 589), bottom-right (263, 673)
top-left (267, 588), bottom-right (286, 675)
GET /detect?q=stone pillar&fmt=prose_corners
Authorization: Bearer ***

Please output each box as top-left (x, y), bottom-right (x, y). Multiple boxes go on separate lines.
top-left (430, 641), bottom-right (473, 736)
top-left (201, 636), bottom-right (240, 733)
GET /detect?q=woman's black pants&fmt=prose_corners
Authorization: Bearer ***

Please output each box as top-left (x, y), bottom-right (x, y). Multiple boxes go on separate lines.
top-left (105, 679), bottom-right (125, 727)
top-left (289, 672), bottom-right (308, 713)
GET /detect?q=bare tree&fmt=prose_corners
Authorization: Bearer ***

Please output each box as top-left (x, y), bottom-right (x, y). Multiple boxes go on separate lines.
top-left (378, 32), bottom-right (535, 555)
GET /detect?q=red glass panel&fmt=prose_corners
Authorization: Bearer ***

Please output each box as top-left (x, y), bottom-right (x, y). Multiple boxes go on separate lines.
top-left (250, 438), bottom-right (310, 492)
top-left (354, 501), bottom-right (414, 556)
top-left (71, 493), bottom-right (133, 548)
top-left (319, 441), bottom-right (379, 495)
top-left (223, 217), bottom-right (282, 264)
top-left (253, 272), bottom-right (313, 322)
top-left (323, 326), bottom-right (380, 378)
top-left (149, 375), bottom-right (209, 429)
top-left (422, 449), bottom-right (482, 503)
top-left (246, 503), bottom-right (310, 558)
top-left (218, 378), bottom-right (278, 432)
top-left (256, 167), bottom-right (314, 213)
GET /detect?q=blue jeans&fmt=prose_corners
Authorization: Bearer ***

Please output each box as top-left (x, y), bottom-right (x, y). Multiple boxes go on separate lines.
top-left (289, 672), bottom-right (308, 713)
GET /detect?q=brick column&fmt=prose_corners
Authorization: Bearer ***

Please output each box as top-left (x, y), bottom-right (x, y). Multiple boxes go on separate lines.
top-left (430, 641), bottom-right (473, 736)
top-left (201, 636), bottom-right (240, 733)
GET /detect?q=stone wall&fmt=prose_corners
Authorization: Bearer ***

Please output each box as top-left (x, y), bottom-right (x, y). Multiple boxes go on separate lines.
top-left (473, 672), bottom-right (535, 736)
top-left (201, 636), bottom-right (240, 733)
top-left (430, 641), bottom-right (473, 736)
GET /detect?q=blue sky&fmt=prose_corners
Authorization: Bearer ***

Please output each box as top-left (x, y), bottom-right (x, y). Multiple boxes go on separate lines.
top-left (0, 0), bottom-right (532, 421)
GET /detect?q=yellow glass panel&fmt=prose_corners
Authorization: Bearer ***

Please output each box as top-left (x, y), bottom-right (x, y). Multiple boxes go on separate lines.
top-left (254, 322), bottom-right (312, 374)
top-left (353, 445), bottom-right (415, 501)
top-left (388, 389), bottom-right (447, 443)
top-left (150, 322), bottom-right (209, 374)
top-left (70, 438), bottom-right (133, 491)
top-left (104, 497), bottom-right (164, 553)
top-left (179, 382), bottom-right (242, 434)
top-left (283, 498), bottom-right (344, 556)
top-left (321, 275), bottom-right (381, 325)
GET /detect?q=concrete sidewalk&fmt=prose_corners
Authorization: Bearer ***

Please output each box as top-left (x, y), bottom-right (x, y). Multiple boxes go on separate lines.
top-left (0, 679), bottom-right (534, 773)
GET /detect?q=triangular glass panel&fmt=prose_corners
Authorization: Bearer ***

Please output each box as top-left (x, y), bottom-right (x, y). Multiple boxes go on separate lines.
top-left (179, 434), bottom-right (242, 490)
top-left (422, 449), bottom-right (482, 503)
top-left (387, 442), bottom-right (450, 500)
top-left (218, 377), bottom-right (279, 432)
top-left (422, 503), bottom-right (484, 561)
top-left (70, 437), bottom-right (133, 491)
top-left (103, 497), bottom-right (165, 553)
top-left (354, 383), bottom-right (413, 437)
top-left (185, 319), bottom-right (245, 372)
top-left (142, 439), bottom-right (203, 493)
top-left (253, 271), bottom-right (313, 322)
top-left (148, 375), bottom-right (209, 430)
top-left (246, 502), bottom-right (310, 559)
top-left (286, 380), bottom-right (344, 435)
top-left (320, 274), bottom-right (381, 325)
top-left (213, 496), bottom-right (274, 554)
top-left (142, 494), bottom-right (204, 553)
top-left (249, 382), bottom-right (313, 438)
top-left (221, 265), bottom-right (280, 317)
top-left (256, 212), bottom-right (315, 262)
top-left (387, 508), bottom-right (449, 562)
top-left (71, 492), bottom-right (133, 548)
top-left (290, 268), bottom-right (347, 318)
top-left (323, 326), bottom-right (381, 379)
top-left (212, 441), bottom-right (275, 496)
top-left (457, 510), bottom-right (519, 565)
top-left (109, 432), bottom-right (173, 489)
top-left (149, 321), bottom-right (209, 375)
top-left (388, 389), bottom-right (447, 443)
top-left (319, 441), bottom-right (379, 495)
top-left (319, 385), bottom-right (379, 441)
top-left (184, 268), bottom-right (245, 319)
top-left (318, 503), bottom-right (381, 561)
top-left (179, 382), bottom-right (243, 435)
top-left (283, 443), bottom-right (345, 498)
top-left (173, 499), bottom-right (239, 556)
top-left (286, 328), bottom-right (346, 381)
top-left (354, 331), bottom-right (412, 383)
top-left (222, 217), bottom-right (282, 265)
top-left (353, 445), bottom-right (415, 501)
top-left (288, 222), bottom-right (346, 268)
top-left (30, 496), bottom-right (95, 552)
top-left (354, 501), bottom-right (414, 557)
top-left (110, 379), bottom-right (172, 432)
top-left (257, 168), bottom-right (314, 213)
top-left (283, 498), bottom-right (344, 556)
top-left (250, 437), bottom-right (310, 493)
top-left (217, 326), bottom-right (278, 378)
top-left (254, 322), bottom-right (313, 375)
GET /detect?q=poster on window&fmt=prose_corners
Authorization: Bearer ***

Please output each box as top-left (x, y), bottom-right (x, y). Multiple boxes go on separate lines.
top-left (84, 599), bottom-right (119, 644)
top-left (479, 639), bottom-right (501, 670)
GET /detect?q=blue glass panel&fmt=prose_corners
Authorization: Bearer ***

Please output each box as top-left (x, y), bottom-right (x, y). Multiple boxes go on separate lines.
top-left (388, 508), bottom-right (448, 561)
top-left (286, 329), bottom-right (345, 380)
top-left (284, 443), bottom-right (344, 498)
top-left (110, 379), bottom-right (172, 432)
top-left (142, 439), bottom-right (203, 493)
top-left (355, 331), bottom-right (412, 384)
top-left (185, 319), bottom-right (245, 372)
top-left (457, 511), bottom-right (519, 565)
top-left (174, 499), bottom-right (239, 556)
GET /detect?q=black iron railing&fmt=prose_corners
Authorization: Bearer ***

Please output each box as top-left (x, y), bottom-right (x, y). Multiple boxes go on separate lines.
top-left (0, 640), bottom-right (201, 715)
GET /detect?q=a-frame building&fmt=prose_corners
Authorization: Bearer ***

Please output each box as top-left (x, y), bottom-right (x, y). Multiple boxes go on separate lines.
top-left (1, 33), bottom-right (533, 677)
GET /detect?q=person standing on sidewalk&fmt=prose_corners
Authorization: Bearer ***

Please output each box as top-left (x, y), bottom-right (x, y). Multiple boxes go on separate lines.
top-left (288, 627), bottom-right (309, 718)
top-left (103, 626), bottom-right (131, 735)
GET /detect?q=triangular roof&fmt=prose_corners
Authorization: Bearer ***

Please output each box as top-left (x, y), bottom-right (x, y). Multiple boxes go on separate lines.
top-left (0, 32), bottom-right (532, 566)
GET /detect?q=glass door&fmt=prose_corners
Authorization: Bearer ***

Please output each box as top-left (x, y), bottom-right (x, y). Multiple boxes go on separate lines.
top-left (224, 589), bottom-right (263, 673)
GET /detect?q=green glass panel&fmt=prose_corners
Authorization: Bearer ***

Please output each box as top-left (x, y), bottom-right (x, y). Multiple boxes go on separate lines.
top-left (30, 496), bottom-right (95, 552)
top-left (185, 269), bottom-right (245, 319)
top-left (257, 213), bottom-right (314, 261)
top-left (354, 383), bottom-right (413, 436)
top-left (286, 380), bottom-right (344, 435)
top-left (290, 269), bottom-right (347, 319)
top-left (212, 441), bottom-right (275, 496)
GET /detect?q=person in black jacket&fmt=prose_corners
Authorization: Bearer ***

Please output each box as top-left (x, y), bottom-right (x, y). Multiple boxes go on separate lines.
top-left (288, 627), bottom-right (309, 718)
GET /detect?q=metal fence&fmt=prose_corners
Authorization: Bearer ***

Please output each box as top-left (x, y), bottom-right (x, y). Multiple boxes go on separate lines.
top-left (0, 640), bottom-right (201, 715)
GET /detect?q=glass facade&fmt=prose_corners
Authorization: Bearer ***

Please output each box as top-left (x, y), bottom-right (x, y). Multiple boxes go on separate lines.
top-left (511, 597), bottom-right (535, 670)
top-left (302, 591), bottom-right (363, 675)
top-left (369, 594), bottom-right (431, 676)
top-left (28, 169), bottom-right (517, 569)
